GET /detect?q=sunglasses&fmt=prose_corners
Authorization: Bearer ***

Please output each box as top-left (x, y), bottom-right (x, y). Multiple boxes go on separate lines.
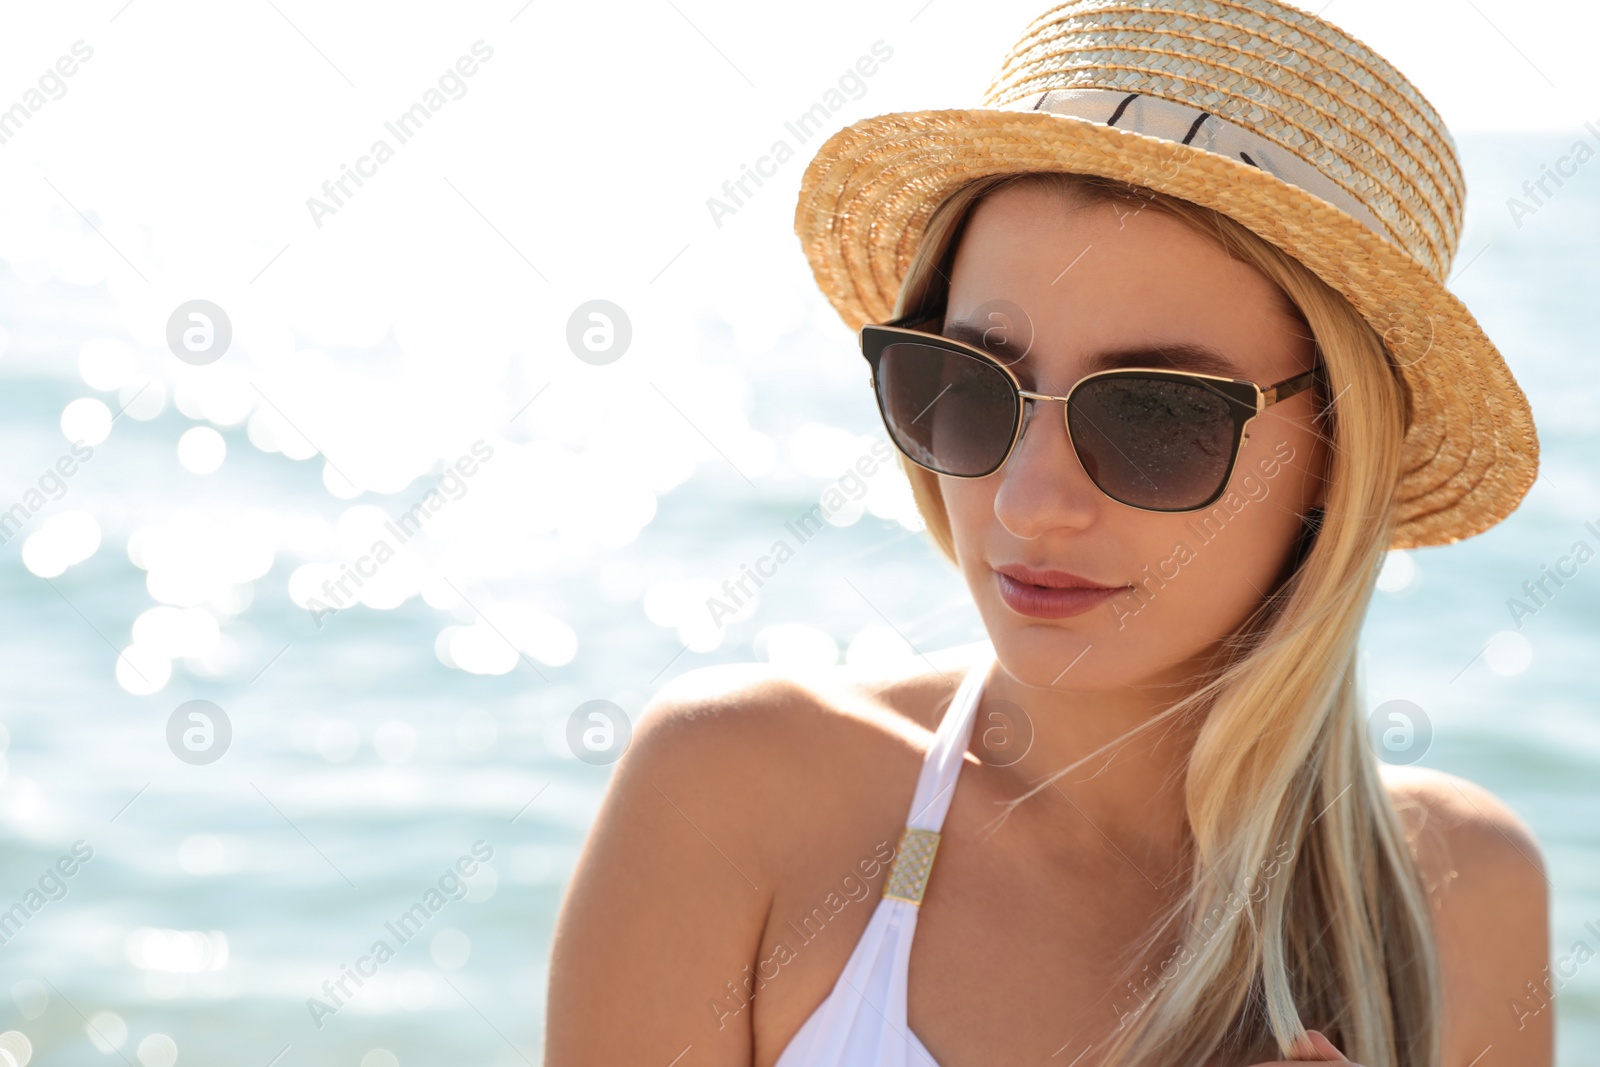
top-left (860, 316), bottom-right (1323, 513)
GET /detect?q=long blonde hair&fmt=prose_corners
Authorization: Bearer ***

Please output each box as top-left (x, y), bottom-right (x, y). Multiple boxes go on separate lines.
top-left (889, 172), bottom-right (1437, 1067)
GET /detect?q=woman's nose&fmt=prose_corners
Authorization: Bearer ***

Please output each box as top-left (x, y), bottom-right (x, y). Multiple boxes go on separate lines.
top-left (991, 398), bottom-right (1106, 535)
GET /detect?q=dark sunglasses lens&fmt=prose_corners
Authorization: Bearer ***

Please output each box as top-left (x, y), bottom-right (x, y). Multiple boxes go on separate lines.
top-left (876, 341), bottom-right (1017, 476)
top-left (1068, 376), bottom-right (1239, 510)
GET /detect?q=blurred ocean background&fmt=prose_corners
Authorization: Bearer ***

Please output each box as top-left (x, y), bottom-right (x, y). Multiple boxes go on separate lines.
top-left (0, 3), bottom-right (1596, 1065)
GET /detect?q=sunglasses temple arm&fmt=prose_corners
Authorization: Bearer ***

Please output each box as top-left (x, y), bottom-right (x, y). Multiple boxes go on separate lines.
top-left (1261, 366), bottom-right (1323, 408)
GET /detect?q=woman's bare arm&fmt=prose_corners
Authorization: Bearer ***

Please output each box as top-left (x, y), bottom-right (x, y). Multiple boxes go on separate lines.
top-left (544, 676), bottom-right (793, 1066)
top-left (1387, 766), bottom-right (1554, 1067)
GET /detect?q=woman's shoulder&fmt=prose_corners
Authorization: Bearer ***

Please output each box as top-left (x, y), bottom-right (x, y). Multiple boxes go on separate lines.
top-left (545, 650), bottom-right (980, 1061)
top-left (1378, 763), bottom-right (1552, 1064)
top-left (627, 646), bottom-right (984, 861)
top-left (637, 642), bottom-right (985, 754)
top-left (1378, 763), bottom-right (1546, 891)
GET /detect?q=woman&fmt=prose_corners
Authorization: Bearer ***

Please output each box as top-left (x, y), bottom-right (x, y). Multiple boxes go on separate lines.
top-left (546, 2), bottom-right (1551, 1065)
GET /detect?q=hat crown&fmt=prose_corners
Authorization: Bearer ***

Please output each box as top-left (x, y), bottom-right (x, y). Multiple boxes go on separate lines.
top-left (981, 0), bottom-right (1464, 278)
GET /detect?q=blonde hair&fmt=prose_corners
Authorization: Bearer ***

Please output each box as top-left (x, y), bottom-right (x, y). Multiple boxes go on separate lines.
top-left (889, 172), bottom-right (1437, 1067)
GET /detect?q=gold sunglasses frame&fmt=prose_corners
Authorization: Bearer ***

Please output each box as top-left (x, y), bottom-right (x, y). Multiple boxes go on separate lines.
top-left (859, 318), bottom-right (1323, 513)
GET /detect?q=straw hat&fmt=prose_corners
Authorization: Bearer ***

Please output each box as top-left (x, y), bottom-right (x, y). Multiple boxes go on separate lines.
top-left (793, 0), bottom-right (1539, 549)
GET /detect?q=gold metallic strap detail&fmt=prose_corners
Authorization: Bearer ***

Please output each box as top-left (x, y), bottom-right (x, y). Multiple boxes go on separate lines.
top-left (882, 827), bottom-right (942, 906)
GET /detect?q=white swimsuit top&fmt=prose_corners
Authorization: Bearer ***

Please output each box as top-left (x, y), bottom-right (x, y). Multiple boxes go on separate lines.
top-left (774, 643), bottom-right (995, 1067)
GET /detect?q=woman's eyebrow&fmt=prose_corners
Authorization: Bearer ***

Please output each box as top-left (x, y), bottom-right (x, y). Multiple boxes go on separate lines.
top-left (941, 319), bottom-right (1030, 358)
top-left (1081, 342), bottom-right (1249, 380)
top-left (942, 319), bottom-right (1249, 380)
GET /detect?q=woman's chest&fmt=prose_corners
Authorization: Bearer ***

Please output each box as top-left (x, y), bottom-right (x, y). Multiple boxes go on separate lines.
top-left (904, 830), bottom-right (1190, 1067)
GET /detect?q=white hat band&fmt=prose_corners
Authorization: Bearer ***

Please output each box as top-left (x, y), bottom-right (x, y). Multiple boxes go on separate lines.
top-left (1003, 88), bottom-right (1389, 244)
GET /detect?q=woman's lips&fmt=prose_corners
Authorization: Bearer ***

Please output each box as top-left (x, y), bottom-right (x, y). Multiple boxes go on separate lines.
top-left (993, 569), bottom-right (1128, 619)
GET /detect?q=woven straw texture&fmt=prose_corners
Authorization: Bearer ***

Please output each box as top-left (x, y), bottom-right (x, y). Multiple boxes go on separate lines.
top-left (793, 0), bottom-right (1539, 549)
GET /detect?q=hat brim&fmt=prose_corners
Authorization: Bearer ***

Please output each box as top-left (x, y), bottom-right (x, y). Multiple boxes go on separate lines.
top-left (793, 107), bottom-right (1539, 550)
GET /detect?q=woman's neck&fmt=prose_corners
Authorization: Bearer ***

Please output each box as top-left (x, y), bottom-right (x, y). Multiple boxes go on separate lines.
top-left (973, 653), bottom-right (1209, 880)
